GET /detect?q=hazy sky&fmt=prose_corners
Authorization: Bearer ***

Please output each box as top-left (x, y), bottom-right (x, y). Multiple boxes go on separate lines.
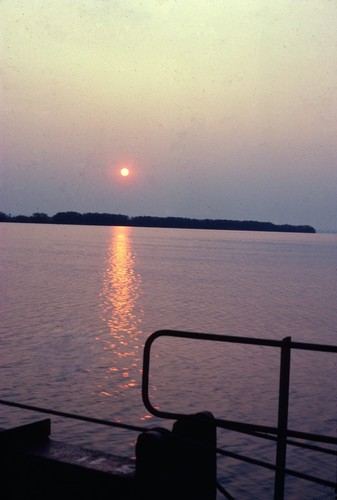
top-left (1, 0), bottom-right (337, 231)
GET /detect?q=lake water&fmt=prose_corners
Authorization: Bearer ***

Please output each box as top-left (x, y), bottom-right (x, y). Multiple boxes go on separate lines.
top-left (1, 223), bottom-right (336, 499)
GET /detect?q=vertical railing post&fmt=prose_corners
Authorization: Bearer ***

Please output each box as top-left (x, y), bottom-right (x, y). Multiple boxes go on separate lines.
top-left (274, 336), bottom-right (292, 500)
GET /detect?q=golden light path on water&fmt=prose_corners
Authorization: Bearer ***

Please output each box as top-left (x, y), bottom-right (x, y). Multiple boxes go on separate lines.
top-left (98, 226), bottom-right (151, 422)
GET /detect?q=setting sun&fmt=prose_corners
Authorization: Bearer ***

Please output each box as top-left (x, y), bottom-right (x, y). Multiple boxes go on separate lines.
top-left (120, 167), bottom-right (130, 177)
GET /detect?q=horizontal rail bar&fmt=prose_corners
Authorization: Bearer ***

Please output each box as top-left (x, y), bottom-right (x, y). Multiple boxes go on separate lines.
top-left (285, 439), bottom-right (337, 456)
top-left (0, 399), bottom-right (146, 433)
top-left (217, 424), bottom-right (337, 456)
top-left (144, 329), bottom-right (337, 352)
top-left (216, 447), bottom-right (336, 489)
top-left (215, 418), bottom-right (337, 446)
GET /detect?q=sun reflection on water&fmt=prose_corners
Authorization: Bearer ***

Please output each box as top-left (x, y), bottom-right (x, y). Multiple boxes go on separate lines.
top-left (98, 226), bottom-right (144, 400)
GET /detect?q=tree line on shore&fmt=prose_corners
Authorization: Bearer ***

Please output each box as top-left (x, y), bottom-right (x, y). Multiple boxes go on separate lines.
top-left (0, 210), bottom-right (316, 233)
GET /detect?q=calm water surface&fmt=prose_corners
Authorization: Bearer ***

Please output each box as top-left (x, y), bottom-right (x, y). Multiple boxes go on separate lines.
top-left (1, 223), bottom-right (336, 499)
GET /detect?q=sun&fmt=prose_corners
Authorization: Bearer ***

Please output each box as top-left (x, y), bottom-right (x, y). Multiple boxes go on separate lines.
top-left (120, 167), bottom-right (130, 177)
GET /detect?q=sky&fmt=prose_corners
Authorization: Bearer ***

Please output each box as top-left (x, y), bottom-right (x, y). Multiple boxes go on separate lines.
top-left (1, 0), bottom-right (337, 232)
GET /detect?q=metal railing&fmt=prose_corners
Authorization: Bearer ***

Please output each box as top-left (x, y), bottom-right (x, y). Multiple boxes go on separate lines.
top-left (1, 330), bottom-right (336, 499)
top-left (142, 330), bottom-right (337, 500)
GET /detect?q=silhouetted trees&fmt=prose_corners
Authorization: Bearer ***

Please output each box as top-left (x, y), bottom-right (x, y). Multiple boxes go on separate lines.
top-left (52, 212), bottom-right (129, 226)
top-left (0, 211), bottom-right (9, 222)
top-left (0, 210), bottom-right (316, 233)
top-left (31, 212), bottom-right (50, 223)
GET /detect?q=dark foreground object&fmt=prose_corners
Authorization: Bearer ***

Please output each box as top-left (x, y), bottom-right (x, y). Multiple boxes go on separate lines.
top-left (1, 413), bottom-right (217, 500)
top-left (136, 411), bottom-right (216, 500)
top-left (1, 420), bottom-right (136, 500)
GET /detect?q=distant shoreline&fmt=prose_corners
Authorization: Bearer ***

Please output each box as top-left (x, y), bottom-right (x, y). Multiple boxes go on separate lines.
top-left (0, 211), bottom-right (316, 233)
